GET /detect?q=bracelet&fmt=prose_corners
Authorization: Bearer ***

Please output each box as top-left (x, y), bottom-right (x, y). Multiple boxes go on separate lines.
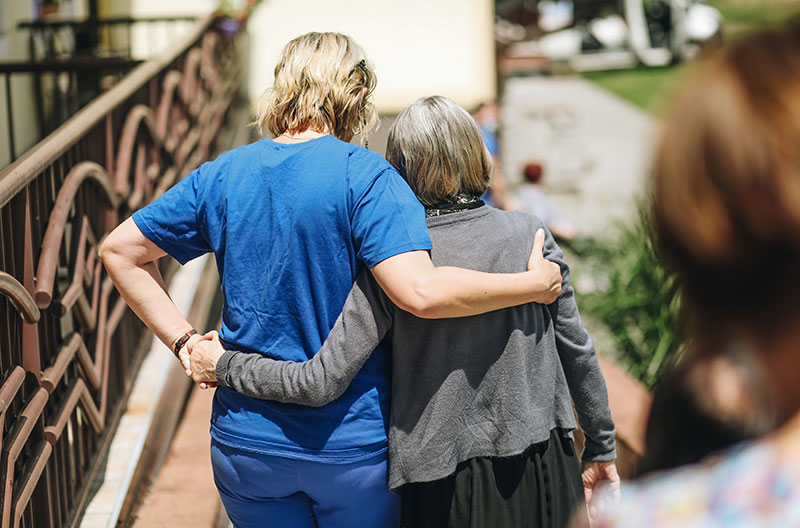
top-left (173, 329), bottom-right (198, 357)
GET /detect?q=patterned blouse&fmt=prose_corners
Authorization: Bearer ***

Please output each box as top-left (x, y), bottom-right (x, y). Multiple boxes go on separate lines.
top-left (584, 441), bottom-right (800, 527)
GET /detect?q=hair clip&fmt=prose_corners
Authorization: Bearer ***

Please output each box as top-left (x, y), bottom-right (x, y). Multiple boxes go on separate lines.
top-left (357, 59), bottom-right (366, 69)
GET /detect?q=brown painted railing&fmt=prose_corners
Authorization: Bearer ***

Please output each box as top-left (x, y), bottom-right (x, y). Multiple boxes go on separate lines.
top-left (18, 16), bottom-right (200, 61)
top-left (0, 15), bottom-right (200, 163)
top-left (0, 14), bottom-right (241, 528)
top-left (1, 57), bottom-right (143, 165)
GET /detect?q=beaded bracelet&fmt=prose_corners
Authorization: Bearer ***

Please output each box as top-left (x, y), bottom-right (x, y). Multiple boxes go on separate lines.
top-left (173, 329), bottom-right (198, 357)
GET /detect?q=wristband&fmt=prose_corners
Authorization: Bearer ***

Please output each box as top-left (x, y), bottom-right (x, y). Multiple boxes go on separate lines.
top-left (173, 329), bottom-right (198, 357)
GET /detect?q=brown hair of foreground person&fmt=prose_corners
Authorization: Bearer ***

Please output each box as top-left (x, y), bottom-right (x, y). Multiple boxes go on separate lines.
top-left (570, 21), bottom-right (800, 528)
top-left (653, 21), bottom-right (800, 335)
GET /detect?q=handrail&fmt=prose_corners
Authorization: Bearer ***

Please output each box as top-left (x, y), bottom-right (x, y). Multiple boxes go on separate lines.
top-left (18, 15), bottom-right (199, 29)
top-left (0, 15), bottom-right (213, 208)
top-left (0, 57), bottom-right (142, 73)
top-left (0, 272), bottom-right (40, 324)
top-left (0, 11), bottom-right (241, 526)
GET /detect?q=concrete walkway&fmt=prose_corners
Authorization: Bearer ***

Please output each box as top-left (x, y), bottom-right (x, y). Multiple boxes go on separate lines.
top-left (501, 75), bottom-right (658, 238)
top-left (130, 387), bottom-right (229, 528)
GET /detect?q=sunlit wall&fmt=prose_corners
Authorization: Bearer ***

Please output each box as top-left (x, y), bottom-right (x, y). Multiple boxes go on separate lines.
top-left (0, 0), bottom-right (496, 168)
top-left (101, 0), bottom-right (497, 114)
top-left (247, 0), bottom-right (496, 114)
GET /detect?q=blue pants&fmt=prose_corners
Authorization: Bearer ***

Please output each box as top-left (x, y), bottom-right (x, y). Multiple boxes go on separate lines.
top-left (211, 439), bottom-right (400, 528)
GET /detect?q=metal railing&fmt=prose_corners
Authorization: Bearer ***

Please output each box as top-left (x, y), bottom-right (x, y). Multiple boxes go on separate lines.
top-left (1, 15), bottom-right (199, 166)
top-left (1, 57), bottom-right (142, 164)
top-left (0, 14), bottom-right (241, 528)
top-left (18, 16), bottom-right (200, 61)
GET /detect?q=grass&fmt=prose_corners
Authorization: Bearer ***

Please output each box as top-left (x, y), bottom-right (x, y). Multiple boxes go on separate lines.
top-left (709, 0), bottom-right (800, 27)
top-left (581, 66), bottom-right (684, 114)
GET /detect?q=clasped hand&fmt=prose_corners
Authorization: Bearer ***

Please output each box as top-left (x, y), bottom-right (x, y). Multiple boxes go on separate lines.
top-left (176, 330), bottom-right (227, 389)
top-left (582, 461), bottom-right (621, 520)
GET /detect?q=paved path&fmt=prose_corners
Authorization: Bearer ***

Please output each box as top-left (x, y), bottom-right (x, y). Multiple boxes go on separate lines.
top-left (501, 75), bottom-right (658, 238)
top-left (501, 75), bottom-right (659, 372)
top-left (131, 386), bottom-right (229, 528)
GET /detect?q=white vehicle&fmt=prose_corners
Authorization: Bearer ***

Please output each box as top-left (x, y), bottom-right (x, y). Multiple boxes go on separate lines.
top-left (501, 0), bottom-right (723, 71)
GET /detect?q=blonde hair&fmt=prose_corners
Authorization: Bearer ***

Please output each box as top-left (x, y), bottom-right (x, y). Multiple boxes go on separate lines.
top-left (255, 32), bottom-right (378, 141)
top-left (386, 96), bottom-right (493, 206)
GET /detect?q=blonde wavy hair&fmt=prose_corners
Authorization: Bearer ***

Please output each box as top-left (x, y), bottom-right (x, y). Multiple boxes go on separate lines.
top-left (254, 32), bottom-right (378, 141)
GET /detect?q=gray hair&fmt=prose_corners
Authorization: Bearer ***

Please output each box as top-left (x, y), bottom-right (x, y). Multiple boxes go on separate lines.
top-left (386, 96), bottom-right (493, 206)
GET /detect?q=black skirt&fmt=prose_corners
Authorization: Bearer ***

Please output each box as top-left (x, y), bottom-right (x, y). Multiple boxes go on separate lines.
top-left (400, 429), bottom-right (587, 528)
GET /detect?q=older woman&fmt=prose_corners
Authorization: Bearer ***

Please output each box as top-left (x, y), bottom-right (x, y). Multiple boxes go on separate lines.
top-left (573, 21), bottom-right (800, 527)
top-left (191, 96), bottom-right (619, 528)
top-left (99, 33), bottom-right (561, 528)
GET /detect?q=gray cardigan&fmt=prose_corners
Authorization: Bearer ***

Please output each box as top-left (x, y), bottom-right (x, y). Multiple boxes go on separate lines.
top-left (216, 206), bottom-right (616, 490)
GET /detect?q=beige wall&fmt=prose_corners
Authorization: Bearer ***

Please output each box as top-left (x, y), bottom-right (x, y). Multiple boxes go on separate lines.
top-left (127, 0), bottom-right (498, 114)
top-left (1, 0), bottom-right (496, 167)
top-left (100, 0), bottom-right (215, 58)
top-left (247, 0), bottom-right (496, 115)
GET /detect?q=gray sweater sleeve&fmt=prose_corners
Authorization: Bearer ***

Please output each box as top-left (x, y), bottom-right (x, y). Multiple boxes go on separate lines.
top-left (214, 270), bottom-right (393, 407)
top-left (543, 228), bottom-right (617, 462)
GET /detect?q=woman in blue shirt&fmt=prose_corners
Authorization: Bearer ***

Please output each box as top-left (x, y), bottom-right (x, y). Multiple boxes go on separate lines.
top-left (99, 32), bottom-right (562, 528)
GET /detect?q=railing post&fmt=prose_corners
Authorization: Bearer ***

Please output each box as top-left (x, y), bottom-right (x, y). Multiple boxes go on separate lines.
top-left (28, 28), bottom-right (46, 142)
top-left (22, 190), bottom-right (41, 379)
top-left (4, 74), bottom-right (15, 163)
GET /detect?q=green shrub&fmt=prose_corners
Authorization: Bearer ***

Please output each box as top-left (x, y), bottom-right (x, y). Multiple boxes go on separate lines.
top-left (570, 210), bottom-right (682, 388)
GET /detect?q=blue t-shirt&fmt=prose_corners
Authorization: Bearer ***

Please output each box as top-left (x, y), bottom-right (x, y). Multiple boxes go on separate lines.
top-left (133, 135), bottom-right (432, 461)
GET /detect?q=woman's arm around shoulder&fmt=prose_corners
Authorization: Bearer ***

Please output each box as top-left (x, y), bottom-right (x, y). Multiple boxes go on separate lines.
top-left (370, 228), bottom-right (561, 319)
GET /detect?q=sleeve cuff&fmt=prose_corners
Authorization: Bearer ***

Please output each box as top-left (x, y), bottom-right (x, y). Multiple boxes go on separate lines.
top-left (215, 350), bottom-right (237, 387)
top-left (581, 448), bottom-right (617, 463)
top-left (360, 240), bottom-right (433, 269)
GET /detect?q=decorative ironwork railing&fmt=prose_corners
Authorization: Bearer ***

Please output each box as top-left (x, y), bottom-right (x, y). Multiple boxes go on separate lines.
top-left (2, 15), bottom-right (199, 165)
top-left (1, 57), bottom-right (142, 165)
top-left (18, 16), bottom-right (200, 61)
top-left (0, 14), bottom-right (241, 528)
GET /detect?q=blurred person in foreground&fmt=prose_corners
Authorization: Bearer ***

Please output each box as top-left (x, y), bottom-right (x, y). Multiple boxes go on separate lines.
top-left (99, 32), bottom-right (564, 528)
top-left (190, 96), bottom-right (619, 528)
top-left (575, 20), bottom-right (800, 527)
top-left (637, 346), bottom-right (777, 476)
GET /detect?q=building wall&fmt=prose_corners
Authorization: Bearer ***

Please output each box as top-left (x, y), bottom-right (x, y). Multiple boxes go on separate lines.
top-left (1, 0), bottom-right (496, 168)
top-left (247, 0), bottom-right (496, 115)
top-left (100, 0), bottom-right (216, 58)
top-left (102, 0), bottom-right (496, 114)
